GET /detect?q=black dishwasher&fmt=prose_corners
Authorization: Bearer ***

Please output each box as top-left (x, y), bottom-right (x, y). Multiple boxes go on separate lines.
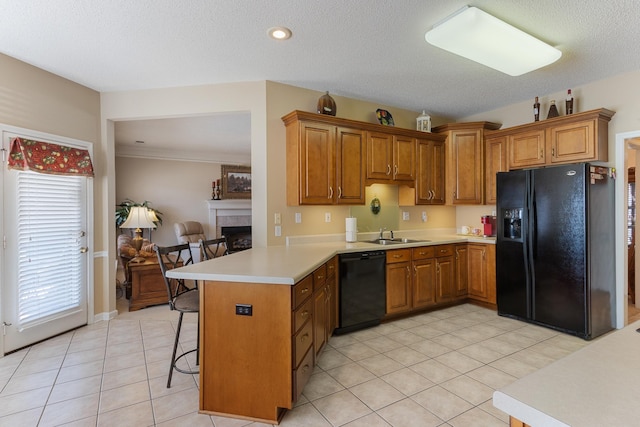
top-left (334, 251), bottom-right (386, 335)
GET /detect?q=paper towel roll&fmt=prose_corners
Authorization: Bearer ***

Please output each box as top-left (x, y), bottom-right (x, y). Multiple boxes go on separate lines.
top-left (345, 217), bottom-right (357, 242)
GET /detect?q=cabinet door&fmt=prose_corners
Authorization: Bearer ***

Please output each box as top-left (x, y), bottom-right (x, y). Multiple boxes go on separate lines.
top-left (327, 275), bottom-right (338, 335)
top-left (508, 130), bottom-right (545, 169)
top-left (367, 131), bottom-right (393, 180)
top-left (454, 245), bottom-right (468, 297)
top-left (386, 261), bottom-right (412, 314)
top-left (336, 127), bottom-right (366, 204)
top-left (450, 130), bottom-right (484, 204)
top-left (548, 120), bottom-right (595, 164)
top-left (298, 122), bottom-right (335, 204)
top-left (468, 245), bottom-right (488, 299)
top-left (393, 135), bottom-right (416, 181)
top-left (435, 255), bottom-right (455, 302)
top-left (413, 258), bottom-right (436, 309)
top-left (416, 139), bottom-right (445, 205)
top-left (313, 286), bottom-right (327, 358)
top-left (485, 136), bottom-right (508, 204)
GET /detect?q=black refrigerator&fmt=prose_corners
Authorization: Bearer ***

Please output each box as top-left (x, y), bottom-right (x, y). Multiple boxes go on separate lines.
top-left (496, 163), bottom-right (615, 339)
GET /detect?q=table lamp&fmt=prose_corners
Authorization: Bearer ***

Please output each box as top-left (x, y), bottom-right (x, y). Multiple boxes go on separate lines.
top-left (120, 206), bottom-right (157, 263)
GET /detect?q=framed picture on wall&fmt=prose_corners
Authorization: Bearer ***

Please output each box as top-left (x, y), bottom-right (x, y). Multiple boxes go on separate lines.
top-left (221, 165), bottom-right (251, 199)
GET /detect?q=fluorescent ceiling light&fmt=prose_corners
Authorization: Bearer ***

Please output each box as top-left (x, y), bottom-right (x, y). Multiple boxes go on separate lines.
top-left (425, 6), bottom-right (561, 76)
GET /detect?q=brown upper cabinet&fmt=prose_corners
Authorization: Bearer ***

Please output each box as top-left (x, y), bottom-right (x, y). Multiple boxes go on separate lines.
top-left (366, 131), bottom-right (415, 183)
top-left (485, 135), bottom-right (508, 204)
top-left (486, 108), bottom-right (615, 171)
top-left (283, 110), bottom-right (445, 206)
top-left (433, 122), bottom-right (501, 205)
top-left (284, 111), bottom-right (366, 205)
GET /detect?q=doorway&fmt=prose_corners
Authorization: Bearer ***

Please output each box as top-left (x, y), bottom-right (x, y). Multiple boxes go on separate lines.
top-left (1, 125), bottom-right (94, 355)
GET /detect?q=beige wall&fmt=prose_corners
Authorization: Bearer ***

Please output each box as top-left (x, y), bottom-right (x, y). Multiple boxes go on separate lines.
top-left (0, 53), bottom-right (104, 319)
top-left (115, 156), bottom-right (224, 245)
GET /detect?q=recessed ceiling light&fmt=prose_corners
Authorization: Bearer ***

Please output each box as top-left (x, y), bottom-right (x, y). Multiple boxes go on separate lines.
top-left (268, 26), bottom-right (292, 40)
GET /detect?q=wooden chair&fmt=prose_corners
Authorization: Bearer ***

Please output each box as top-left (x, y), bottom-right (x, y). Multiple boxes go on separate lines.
top-left (154, 243), bottom-right (199, 388)
top-left (199, 237), bottom-right (229, 260)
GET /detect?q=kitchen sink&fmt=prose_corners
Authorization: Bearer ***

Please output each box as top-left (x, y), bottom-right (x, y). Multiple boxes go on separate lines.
top-left (367, 238), bottom-right (430, 245)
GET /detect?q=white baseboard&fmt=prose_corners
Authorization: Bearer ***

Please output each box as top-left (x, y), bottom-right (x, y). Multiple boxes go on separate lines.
top-left (93, 310), bottom-right (118, 323)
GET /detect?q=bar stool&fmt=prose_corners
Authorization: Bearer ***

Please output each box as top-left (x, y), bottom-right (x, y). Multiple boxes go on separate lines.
top-left (154, 243), bottom-right (199, 388)
top-left (199, 237), bottom-right (229, 260)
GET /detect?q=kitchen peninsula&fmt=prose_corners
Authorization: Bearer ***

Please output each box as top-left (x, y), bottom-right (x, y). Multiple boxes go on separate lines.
top-left (166, 234), bottom-right (494, 423)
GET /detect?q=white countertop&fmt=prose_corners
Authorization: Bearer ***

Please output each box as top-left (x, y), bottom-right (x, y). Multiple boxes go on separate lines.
top-left (166, 234), bottom-right (495, 284)
top-left (493, 320), bottom-right (640, 427)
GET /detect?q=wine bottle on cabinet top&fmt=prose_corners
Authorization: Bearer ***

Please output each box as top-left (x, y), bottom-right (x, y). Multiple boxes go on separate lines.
top-left (547, 100), bottom-right (559, 119)
top-left (566, 89), bottom-right (574, 114)
top-left (533, 97), bottom-right (540, 121)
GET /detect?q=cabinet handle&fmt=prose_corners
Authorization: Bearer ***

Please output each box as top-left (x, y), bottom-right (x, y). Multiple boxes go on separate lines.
top-left (482, 249), bottom-right (486, 259)
top-left (418, 251), bottom-right (426, 255)
top-left (301, 287), bottom-right (309, 294)
top-left (440, 249), bottom-right (447, 253)
top-left (393, 254), bottom-right (402, 258)
top-left (301, 310), bottom-right (309, 318)
top-left (338, 186), bottom-right (342, 198)
top-left (394, 164), bottom-right (398, 176)
top-left (386, 164), bottom-right (391, 176)
top-left (301, 333), bottom-right (309, 342)
top-left (328, 186), bottom-right (333, 199)
top-left (540, 149), bottom-right (543, 159)
top-left (552, 147), bottom-right (555, 157)
top-left (317, 274), bottom-right (324, 281)
top-left (302, 364), bottom-right (310, 374)
top-left (429, 190), bottom-right (434, 200)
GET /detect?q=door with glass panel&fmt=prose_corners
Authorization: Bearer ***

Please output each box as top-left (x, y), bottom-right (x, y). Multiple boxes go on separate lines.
top-left (1, 127), bottom-right (92, 354)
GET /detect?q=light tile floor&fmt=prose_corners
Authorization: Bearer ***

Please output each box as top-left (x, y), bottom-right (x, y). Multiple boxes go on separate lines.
top-left (0, 299), bottom-right (592, 427)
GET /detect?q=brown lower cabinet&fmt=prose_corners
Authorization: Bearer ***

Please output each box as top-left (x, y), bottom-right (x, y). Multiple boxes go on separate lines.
top-left (386, 243), bottom-right (496, 318)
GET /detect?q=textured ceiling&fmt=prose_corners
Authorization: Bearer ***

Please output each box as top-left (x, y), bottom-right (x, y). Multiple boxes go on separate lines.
top-left (1, 0), bottom-right (639, 159)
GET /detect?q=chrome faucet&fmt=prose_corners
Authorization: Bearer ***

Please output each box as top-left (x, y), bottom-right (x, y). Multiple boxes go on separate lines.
top-left (379, 228), bottom-right (394, 240)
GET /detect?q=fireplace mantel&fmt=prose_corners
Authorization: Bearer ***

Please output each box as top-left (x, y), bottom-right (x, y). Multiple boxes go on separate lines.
top-left (206, 199), bottom-right (251, 237)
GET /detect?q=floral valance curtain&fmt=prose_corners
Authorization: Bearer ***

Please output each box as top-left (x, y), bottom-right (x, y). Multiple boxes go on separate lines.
top-left (8, 137), bottom-right (94, 177)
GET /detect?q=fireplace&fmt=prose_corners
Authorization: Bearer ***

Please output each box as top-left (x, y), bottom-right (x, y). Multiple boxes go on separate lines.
top-left (221, 226), bottom-right (252, 253)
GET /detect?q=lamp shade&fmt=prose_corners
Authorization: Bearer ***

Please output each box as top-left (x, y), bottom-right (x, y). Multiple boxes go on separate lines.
top-left (120, 206), bottom-right (157, 229)
top-left (146, 208), bottom-right (159, 223)
top-left (425, 6), bottom-right (562, 76)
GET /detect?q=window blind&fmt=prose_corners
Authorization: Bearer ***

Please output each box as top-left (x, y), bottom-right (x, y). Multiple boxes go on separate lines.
top-left (16, 171), bottom-right (84, 328)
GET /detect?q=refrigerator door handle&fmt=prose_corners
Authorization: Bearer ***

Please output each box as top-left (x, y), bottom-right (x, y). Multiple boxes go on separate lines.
top-left (524, 172), bottom-right (535, 319)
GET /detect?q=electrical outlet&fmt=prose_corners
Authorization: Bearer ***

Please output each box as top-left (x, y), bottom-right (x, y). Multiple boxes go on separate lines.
top-left (274, 212), bottom-right (281, 225)
top-left (422, 211), bottom-right (428, 222)
top-left (275, 225), bottom-right (281, 236)
top-left (235, 304), bottom-right (252, 316)
top-left (402, 211), bottom-right (410, 221)
top-left (295, 212), bottom-right (302, 223)
top-left (492, 210), bottom-right (496, 216)
top-left (325, 212), bottom-right (331, 222)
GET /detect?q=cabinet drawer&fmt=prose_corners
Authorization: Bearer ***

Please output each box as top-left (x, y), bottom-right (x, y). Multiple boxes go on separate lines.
top-left (293, 275), bottom-right (313, 308)
top-left (293, 298), bottom-right (312, 333)
top-left (326, 256), bottom-right (338, 279)
top-left (313, 264), bottom-right (328, 291)
top-left (293, 346), bottom-right (314, 402)
top-left (293, 317), bottom-right (313, 368)
top-left (412, 246), bottom-right (435, 260)
top-left (434, 245), bottom-right (454, 257)
top-left (386, 249), bottom-right (411, 264)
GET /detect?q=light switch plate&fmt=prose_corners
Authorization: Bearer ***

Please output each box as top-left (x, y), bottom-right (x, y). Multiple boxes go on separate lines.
top-left (325, 212), bottom-right (331, 222)
top-left (422, 212), bottom-right (428, 222)
top-left (275, 225), bottom-right (281, 236)
top-left (402, 211), bottom-right (410, 221)
top-left (274, 212), bottom-right (281, 224)
top-left (295, 212), bottom-right (302, 223)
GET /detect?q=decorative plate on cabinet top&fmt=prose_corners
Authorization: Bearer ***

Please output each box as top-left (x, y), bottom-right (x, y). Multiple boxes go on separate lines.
top-left (376, 109), bottom-right (395, 126)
